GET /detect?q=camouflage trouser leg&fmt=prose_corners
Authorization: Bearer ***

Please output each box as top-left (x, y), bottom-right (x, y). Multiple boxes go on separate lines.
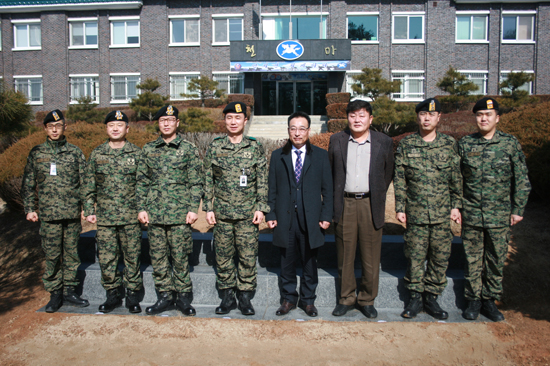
top-left (148, 224), bottom-right (193, 293)
top-left (404, 222), bottom-right (452, 295)
top-left (96, 224), bottom-right (143, 291)
top-left (463, 225), bottom-right (510, 301)
top-left (40, 219), bottom-right (81, 293)
top-left (214, 219), bottom-right (259, 291)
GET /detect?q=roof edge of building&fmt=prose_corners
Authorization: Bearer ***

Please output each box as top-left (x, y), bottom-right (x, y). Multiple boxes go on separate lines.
top-left (0, 1), bottom-right (142, 13)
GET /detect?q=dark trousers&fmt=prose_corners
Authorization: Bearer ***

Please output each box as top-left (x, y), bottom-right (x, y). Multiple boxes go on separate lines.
top-left (279, 218), bottom-right (319, 306)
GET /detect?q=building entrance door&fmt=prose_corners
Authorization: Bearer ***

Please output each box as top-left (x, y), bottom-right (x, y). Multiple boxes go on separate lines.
top-left (278, 81), bottom-right (312, 115)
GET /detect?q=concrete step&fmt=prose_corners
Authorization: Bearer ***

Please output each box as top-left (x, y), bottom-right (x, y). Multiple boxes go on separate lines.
top-left (248, 115), bottom-right (328, 140)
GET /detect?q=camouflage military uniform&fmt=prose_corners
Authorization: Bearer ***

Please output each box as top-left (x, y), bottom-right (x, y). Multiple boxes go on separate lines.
top-left (394, 132), bottom-right (462, 295)
top-left (459, 130), bottom-right (530, 301)
top-left (21, 137), bottom-right (86, 293)
top-left (136, 135), bottom-right (203, 293)
top-left (203, 135), bottom-right (269, 291)
top-left (83, 141), bottom-right (143, 292)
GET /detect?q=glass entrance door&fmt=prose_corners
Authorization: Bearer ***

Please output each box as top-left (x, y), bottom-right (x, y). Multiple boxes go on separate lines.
top-left (261, 74), bottom-right (328, 115)
top-left (277, 81), bottom-right (315, 115)
top-left (278, 82), bottom-right (295, 115)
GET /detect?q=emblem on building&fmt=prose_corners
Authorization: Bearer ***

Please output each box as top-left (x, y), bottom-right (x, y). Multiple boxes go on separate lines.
top-left (276, 40), bottom-right (304, 61)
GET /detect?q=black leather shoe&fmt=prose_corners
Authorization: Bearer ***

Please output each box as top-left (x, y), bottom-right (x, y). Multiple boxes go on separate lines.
top-left (332, 304), bottom-right (355, 316)
top-left (98, 289), bottom-right (122, 313)
top-left (481, 299), bottom-right (505, 322)
top-left (215, 289), bottom-right (237, 315)
top-left (63, 286), bottom-right (90, 307)
top-left (45, 290), bottom-right (63, 313)
top-left (276, 300), bottom-right (296, 316)
top-left (238, 291), bottom-right (255, 316)
top-left (424, 293), bottom-right (448, 320)
top-left (125, 289), bottom-right (142, 314)
top-left (304, 304), bottom-right (318, 317)
top-left (463, 300), bottom-right (482, 320)
top-left (359, 305), bottom-right (378, 318)
top-left (146, 292), bottom-right (174, 315)
top-left (176, 292), bottom-right (196, 316)
top-left (401, 291), bottom-right (423, 318)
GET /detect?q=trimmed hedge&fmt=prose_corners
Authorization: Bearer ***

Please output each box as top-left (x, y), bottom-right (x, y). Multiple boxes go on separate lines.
top-left (327, 119), bottom-right (348, 133)
top-left (309, 132), bottom-right (333, 151)
top-left (326, 103), bottom-right (347, 119)
top-left (326, 92), bottom-right (350, 105)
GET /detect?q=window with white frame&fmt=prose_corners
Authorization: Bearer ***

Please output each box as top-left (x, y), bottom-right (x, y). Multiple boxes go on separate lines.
top-left (346, 71), bottom-right (369, 100)
top-left (169, 16), bottom-right (200, 46)
top-left (347, 13), bottom-right (378, 42)
top-left (12, 20), bottom-right (41, 50)
top-left (502, 12), bottom-right (535, 42)
top-left (459, 71), bottom-right (488, 95)
top-left (262, 14), bottom-right (327, 40)
top-left (14, 76), bottom-right (43, 104)
top-left (500, 71), bottom-right (534, 94)
top-left (110, 74), bottom-right (140, 102)
top-left (392, 71), bottom-right (424, 101)
top-left (456, 12), bottom-right (488, 42)
top-left (70, 75), bottom-right (100, 103)
top-left (110, 17), bottom-right (140, 47)
top-left (392, 13), bottom-right (424, 43)
top-left (169, 73), bottom-right (199, 100)
top-left (213, 72), bottom-right (244, 94)
top-left (69, 18), bottom-right (98, 48)
top-left (212, 15), bottom-right (243, 44)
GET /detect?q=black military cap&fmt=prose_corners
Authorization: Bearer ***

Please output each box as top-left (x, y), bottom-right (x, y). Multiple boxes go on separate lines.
top-left (153, 105), bottom-right (179, 121)
top-left (43, 109), bottom-right (64, 125)
top-left (104, 110), bottom-right (129, 124)
top-left (223, 101), bottom-right (247, 115)
top-left (473, 97), bottom-right (499, 113)
top-left (415, 98), bottom-right (441, 113)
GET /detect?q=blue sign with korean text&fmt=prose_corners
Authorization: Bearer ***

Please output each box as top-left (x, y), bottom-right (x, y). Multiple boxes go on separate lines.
top-left (276, 40), bottom-right (304, 60)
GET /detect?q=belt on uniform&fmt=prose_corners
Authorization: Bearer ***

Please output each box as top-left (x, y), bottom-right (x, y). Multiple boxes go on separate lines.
top-left (344, 192), bottom-right (370, 199)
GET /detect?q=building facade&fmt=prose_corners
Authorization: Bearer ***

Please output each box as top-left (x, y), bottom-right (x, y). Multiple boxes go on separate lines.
top-left (0, 0), bottom-right (548, 115)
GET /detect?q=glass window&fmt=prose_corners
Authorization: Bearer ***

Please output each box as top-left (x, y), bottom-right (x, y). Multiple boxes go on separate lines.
top-left (14, 77), bottom-right (43, 104)
top-left (213, 73), bottom-right (244, 94)
top-left (70, 21), bottom-right (98, 47)
top-left (392, 72), bottom-right (424, 101)
top-left (503, 15), bottom-right (534, 41)
top-left (262, 16), bottom-right (326, 40)
top-left (169, 74), bottom-right (199, 100)
top-left (171, 18), bottom-right (199, 44)
top-left (347, 15), bottom-right (378, 41)
top-left (13, 22), bottom-right (41, 49)
top-left (460, 72), bottom-right (488, 95)
top-left (70, 76), bottom-right (100, 103)
top-left (456, 15), bottom-right (487, 41)
top-left (500, 72), bottom-right (533, 94)
top-left (213, 17), bottom-right (242, 44)
top-left (393, 15), bottom-right (424, 42)
top-left (111, 20), bottom-right (140, 46)
top-left (110, 75), bottom-right (140, 102)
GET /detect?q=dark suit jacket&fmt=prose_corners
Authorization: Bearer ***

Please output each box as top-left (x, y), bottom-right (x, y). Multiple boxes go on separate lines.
top-left (328, 129), bottom-right (394, 230)
top-left (266, 141), bottom-right (333, 249)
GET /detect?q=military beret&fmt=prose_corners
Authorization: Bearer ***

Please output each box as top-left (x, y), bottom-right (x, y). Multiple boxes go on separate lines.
top-left (153, 105), bottom-right (179, 121)
top-left (473, 97), bottom-right (499, 113)
top-left (104, 110), bottom-right (129, 124)
top-left (416, 98), bottom-right (441, 113)
top-left (43, 109), bottom-right (64, 125)
top-left (223, 101), bottom-right (247, 115)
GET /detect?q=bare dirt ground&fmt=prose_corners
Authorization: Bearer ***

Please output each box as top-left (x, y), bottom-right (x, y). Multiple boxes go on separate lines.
top-left (0, 193), bottom-right (549, 365)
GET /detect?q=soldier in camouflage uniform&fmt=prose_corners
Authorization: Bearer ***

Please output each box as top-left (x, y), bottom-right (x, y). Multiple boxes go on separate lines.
top-left (394, 98), bottom-right (463, 320)
top-left (21, 110), bottom-right (89, 313)
top-left (83, 110), bottom-right (143, 314)
top-left (136, 105), bottom-right (203, 316)
top-left (460, 97), bottom-right (530, 322)
top-left (204, 101), bottom-right (270, 316)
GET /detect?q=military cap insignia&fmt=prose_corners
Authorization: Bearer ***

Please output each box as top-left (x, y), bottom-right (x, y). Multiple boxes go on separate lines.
top-left (235, 103), bottom-right (242, 113)
top-left (116, 111), bottom-right (123, 120)
top-left (167, 105), bottom-right (174, 116)
top-left (429, 100), bottom-right (435, 112)
top-left (53, 111), bottom-right (60, 121)
top-left (487, 99), bottom-right (494, 109)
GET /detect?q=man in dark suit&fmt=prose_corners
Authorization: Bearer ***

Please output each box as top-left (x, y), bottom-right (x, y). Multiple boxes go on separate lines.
top-left (328, 99), bottom-right (394, 318)
top-left (266, 111), bottom-right (333, 317)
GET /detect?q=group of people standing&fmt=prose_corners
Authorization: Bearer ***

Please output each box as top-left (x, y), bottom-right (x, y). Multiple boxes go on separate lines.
top-left (22, 95), bottom-right (530, 322)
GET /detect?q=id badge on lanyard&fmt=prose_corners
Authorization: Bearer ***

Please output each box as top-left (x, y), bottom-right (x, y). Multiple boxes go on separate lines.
top-left (240, 168), bottom-right (247, 187)
top-left (50, 162), bottom-right (57, 176)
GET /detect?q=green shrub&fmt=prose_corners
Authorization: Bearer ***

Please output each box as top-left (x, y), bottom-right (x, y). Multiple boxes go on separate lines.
top-left (326, 93), bottom-right (350, 105)
top-left (0, 80), bottom-right (34, 136)
top-left (129, 79), bottom-right (169, 121)
top-left (327, 119), bottom-right (348, 133)
top-left (66, 96), bottom-right (108, 124)
top-left (326, 103), bottom-right (347, 119)
top-left (180, 108), bottom-right (215, 133)
top-left (371, 96), bottom-right (416, 136)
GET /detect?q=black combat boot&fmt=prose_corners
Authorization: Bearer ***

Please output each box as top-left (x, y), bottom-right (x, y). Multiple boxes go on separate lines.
top-left (401, 291), bottom-right (423, 318)
top-left (238, 291), bottom-right (255, 316)
top-left (176, 292), bottom-right (196, 316)
top-left (98, 288), bottom-right (122, 313)
top-left (424, 292), bottom-right (449, 320)
top-left (125, 289), bottom-right (142, 314)
top-left (215, 289), bottom-right (237, 314)
top-left (481, 299), bottom-right (505, 322)
top-left (63, 286), bottom-right (90, 307)
top-left (463, 300), bottom-right (482, 320)
top-left (45, 289), bottom-right (63, 313)
top-left (146, 292), bottom-right (174, 315)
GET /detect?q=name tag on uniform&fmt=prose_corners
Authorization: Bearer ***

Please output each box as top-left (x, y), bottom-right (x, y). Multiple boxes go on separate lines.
top-left (468, 152), bottom-right (481, 157)
top-left (408, 153), bottom-right (421, 158)
top-left (50, 163), bottom-right (57, 176)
